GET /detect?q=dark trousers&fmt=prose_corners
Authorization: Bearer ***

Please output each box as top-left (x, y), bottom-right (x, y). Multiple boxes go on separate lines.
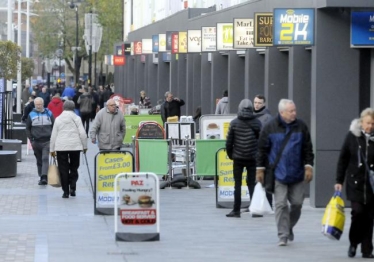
top-left (32, 141), bottom-right (50, 177)
top-left (56, 151), bottom-right (80, 194)
top-left (233, 159), bottom-right (272, 212)
top-left (349, 199), bottom-right (374, 255)
top-left (80, 112), bottom-right (90, 135)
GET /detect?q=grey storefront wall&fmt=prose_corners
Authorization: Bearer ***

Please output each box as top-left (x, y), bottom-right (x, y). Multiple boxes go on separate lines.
top-left (115, 0), bottom-right (374, 207)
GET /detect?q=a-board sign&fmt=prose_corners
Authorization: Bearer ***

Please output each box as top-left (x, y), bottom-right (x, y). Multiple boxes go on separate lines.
top-left (94, 151), bottom-right (134, 215)
top-left (136, 122), bottom-right (165, 139)
top-left (114, 172), bottom-right (160, 242)
top-left (215, 148), bottom-right (250, 209)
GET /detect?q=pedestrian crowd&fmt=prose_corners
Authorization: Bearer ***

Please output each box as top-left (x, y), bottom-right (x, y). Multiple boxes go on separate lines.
top-left (20, 83), bottom-right (374, 258)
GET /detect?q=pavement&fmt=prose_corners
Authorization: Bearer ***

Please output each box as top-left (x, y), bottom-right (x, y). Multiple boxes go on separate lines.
top-left (0, 139), bottom-right (364, 262)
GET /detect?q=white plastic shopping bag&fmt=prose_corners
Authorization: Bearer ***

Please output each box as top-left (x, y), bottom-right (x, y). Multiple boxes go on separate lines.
top-left (249, 183), bottom-right (273, 215)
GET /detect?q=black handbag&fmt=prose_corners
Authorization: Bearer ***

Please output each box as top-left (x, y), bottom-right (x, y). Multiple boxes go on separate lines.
top-left (265, 129), bottom-right (294, 193)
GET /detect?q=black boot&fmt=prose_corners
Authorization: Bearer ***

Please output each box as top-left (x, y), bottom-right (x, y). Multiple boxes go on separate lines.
top-left (226, 210), bottom-right (240, 218)
top-left (348, 245), bottom-right (357, 258)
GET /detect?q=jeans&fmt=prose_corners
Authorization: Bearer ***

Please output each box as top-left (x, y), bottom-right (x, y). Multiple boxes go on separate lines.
top-left (32, 141), bottom-right (50, 177)
top-left (232, 159), bottom-right (256, 212)
top-left (274, 180), bottom-right (305, 239)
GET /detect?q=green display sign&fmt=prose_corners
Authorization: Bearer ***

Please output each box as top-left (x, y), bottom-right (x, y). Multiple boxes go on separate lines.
top-left (124, 115), bottom-right (163, 144)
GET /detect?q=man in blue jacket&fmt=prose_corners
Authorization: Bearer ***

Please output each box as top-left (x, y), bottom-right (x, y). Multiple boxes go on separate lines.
top-left (26, 97), bottom-right (55, 185)
top-left (256, 99), bottom-right (314, 246)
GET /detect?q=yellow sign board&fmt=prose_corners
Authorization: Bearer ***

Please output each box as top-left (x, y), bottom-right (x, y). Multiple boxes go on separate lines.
top-left (96, 152), bottom-right (134, 209)
top-left (216, 149), bottom-right (249, 201)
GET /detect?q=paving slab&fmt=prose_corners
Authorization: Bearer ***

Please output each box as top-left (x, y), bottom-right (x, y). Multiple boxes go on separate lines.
top-left (0, 137), bottom-right (357, 262)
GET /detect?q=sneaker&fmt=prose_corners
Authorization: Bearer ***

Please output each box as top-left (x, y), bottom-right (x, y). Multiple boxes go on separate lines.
top-left (278, 238), bottom-right (288, 246)
top-left (226, 211), bottom-right (241, 218)
top-left (38, 175), bottom-right (47, 185)
top-left (289, 228), bottom-right (294, 242)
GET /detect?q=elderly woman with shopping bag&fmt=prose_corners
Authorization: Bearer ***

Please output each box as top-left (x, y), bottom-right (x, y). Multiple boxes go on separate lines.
top-left (50, 100), bottom-right (87, 199)
top-left (335, 108), bottom-right (374, 259)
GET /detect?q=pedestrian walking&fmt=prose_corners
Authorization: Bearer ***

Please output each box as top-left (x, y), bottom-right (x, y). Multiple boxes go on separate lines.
top-left (50, 100), bottom-right (87, 198)
top-left (25, 97), bottom-right (55, 185)
top-left (335, 108), bottom-right (374, 258)
top-left (256, 99), bottom-right (314, 246)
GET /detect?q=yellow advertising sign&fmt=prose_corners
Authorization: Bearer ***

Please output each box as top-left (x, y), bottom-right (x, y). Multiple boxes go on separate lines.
top-left (96, 152), bottom-right (133, 193)
top-left (217, 149), bottom-right (249, 200)
top-left (178, 32), bottom-right (187, 53)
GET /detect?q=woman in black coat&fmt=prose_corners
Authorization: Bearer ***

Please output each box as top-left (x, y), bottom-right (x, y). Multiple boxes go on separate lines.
top-left (335, 108), bottom-right (374, 259)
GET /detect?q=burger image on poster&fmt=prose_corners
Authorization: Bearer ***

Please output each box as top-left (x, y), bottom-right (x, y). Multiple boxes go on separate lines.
top-left (206, 122), bottom-right (220, 139)
top-left (138, 195), bottom-right (154, 208)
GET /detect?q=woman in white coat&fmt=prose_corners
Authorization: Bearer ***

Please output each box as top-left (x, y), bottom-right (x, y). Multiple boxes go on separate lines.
top-left (50, 100), bottom-right (87, 198)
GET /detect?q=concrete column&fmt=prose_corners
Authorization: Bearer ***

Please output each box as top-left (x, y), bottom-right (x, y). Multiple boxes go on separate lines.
top-left (289, 46), bottom-right (311, 128)
top-left (177, 54), bottom-right (187, 114)
top-left (192, 54), bottom-right (202, 116)
top-left (211, 52), bottom-right (228, 114)
top-left (246, 49), bottom-right (265, 101)
top-left (146, 54), bottom-right (158, 105)
top-left (264, 47), bottom-right (288, 114)
top-left (201, 53), bottom-right (212, 115)
top-left (310, 9), bottom-right (360, 207)
top-left (157, 59), bottom-right (170, 101)
top-left (228, 51), bottom-right (245, 113)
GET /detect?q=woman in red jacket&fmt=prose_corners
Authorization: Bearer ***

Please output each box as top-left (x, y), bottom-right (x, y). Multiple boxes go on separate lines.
top-left (47, 94), bottom-right (64, 118)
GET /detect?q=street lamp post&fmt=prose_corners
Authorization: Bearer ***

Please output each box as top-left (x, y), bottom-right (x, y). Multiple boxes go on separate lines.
top-left (69, 1), bottom-right (79, 86)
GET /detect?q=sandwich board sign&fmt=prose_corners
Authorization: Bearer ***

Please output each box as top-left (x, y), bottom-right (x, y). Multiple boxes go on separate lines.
top-left (94, 151), bottom-right (134, 215)
top-left (215, 148), bottom-right (250, 208)
top-left (114, 172), bottom-right (160, 241)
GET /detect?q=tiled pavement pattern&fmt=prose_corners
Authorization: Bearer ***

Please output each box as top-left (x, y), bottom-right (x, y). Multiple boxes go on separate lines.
top-left (0, 139), bottom-right (364, 262)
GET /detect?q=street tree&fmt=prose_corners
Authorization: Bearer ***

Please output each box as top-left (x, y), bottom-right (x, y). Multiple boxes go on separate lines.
top-left (21, 57), bottom-right (35, 82)
top-left (31, 0), bottom-right (87, 83)
top-left (0, 40), bottom-right (21, 81)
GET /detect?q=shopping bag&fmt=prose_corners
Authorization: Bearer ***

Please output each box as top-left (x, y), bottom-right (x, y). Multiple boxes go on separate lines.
top-left (321, 191), bottom-right (345, 240)
top-left (249, 183), bottom-right (273, 215)
top-left (48, 157), bottom-right (61, 187)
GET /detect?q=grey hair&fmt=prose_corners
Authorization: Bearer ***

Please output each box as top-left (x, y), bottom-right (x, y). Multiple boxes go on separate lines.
top-left (164, 91), bottom-right (170, 98)
top-left (360, 108), bottom-right (374, 121)
top-left (34, 97), bottom-right (44, 104)
top-left (278, 99), bottom-right (294, 112)
top-left (63, 100), bottom-right (75, 111)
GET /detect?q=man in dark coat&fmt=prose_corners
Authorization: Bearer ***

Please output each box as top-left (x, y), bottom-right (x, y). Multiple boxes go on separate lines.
top-left (225, 99), bottom-right (262, 218)
top-left (161, 92), bottom-right (185, 123)
top-left (256, 99), bottom-right (314, 246)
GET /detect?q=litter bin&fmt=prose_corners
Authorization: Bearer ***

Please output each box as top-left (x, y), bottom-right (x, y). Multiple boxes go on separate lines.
top-left (0, 139), bottom-right (22, 161)
top-left (0, 151), bottom-right (17, 177)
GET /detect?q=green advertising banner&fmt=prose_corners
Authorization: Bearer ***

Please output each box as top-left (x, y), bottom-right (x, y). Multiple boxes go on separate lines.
top-left (124, 115), bottom-right (163, 144)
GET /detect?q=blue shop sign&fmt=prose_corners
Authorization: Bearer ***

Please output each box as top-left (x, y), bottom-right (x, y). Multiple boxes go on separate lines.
top-left (152, 35), bottom-right (159, 53)
top-left (273, 8), bottom-right (314, 46)
top-left (351, 12), bottom-right (374, 47)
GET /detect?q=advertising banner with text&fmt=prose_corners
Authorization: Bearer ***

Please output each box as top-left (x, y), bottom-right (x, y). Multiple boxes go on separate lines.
top-left (171, 32), bottom-right (179, 54)
top-left (178, 32), bottom-right (187, 53)
top-left (187, 29), bottom-right (202, 53)
top-left (216, 23), bottom-right (234, 51)
top-left (254, 13), bottom-right (273, 47)
top-left (152, 35), bottom-right (159, 53)
top-left (233, 18), bottom-right (255, 49)
top-left (159, 34), bottom-right (166, 52)
top-left (201, 26), bottom-right (216, 52)
top-left (142, 39), bottom-right (153, 54)
top-left (134, 41), bottom-right (142, 55)
top-left (95, 151), bottom-right (134, 215)
top-left (215, 148), bottom-right (250, 208)
top-left (273, 8), bottom-right (314, 46)
top-left (351, 11), bottom-right (374, 47)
